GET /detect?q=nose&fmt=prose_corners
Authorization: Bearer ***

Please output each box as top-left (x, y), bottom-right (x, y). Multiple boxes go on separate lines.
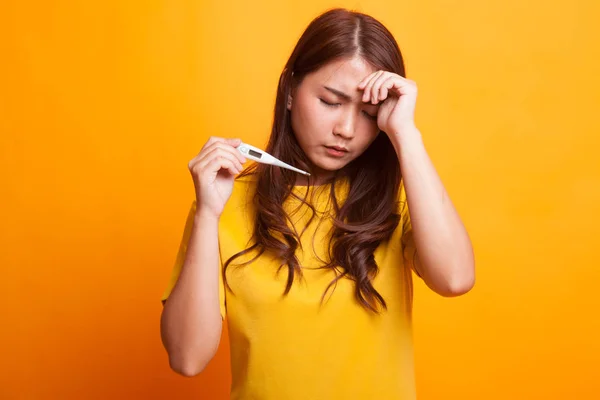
top-left (332, 109), bottom-right (356, 139)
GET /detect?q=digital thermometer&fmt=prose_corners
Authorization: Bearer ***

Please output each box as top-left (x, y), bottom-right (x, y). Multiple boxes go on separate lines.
top-left (236, 142), bottom-right (310, 176)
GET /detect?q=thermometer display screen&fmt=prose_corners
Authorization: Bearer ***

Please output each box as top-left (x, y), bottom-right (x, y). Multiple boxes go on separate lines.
top-left (249, 149), bottom-right (262, 159)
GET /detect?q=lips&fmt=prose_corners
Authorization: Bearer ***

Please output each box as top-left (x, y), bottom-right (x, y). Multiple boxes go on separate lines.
top-left (325, 145), bottom-right (348, 152)
top-left (324, 145), bottom-right (348, 158)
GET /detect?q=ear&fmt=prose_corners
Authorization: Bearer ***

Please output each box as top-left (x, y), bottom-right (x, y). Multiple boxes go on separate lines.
top-left (287, 95), bottom-right (293, 110)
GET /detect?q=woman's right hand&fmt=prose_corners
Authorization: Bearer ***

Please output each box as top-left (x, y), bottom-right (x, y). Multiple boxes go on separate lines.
top-left (188, 137), bottom-right (247, 219)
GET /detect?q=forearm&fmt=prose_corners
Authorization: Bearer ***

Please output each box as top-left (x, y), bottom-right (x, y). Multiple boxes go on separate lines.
top-left (392, 127), bottom-right (475, 296)
top-left (160, 210), bottom-right (223, 376)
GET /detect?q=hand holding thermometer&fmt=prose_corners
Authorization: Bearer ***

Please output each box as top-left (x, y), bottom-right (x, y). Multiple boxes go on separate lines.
top-left (236, 142), bottom-right (310, 176)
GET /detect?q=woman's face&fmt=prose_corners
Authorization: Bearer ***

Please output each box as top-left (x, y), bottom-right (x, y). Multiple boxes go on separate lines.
top-left (289, 56), bottom-right (381, 185)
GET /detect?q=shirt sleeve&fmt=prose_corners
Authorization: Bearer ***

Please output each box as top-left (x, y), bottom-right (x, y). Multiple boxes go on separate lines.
top-left (160, 200), bottom-right (227, 319)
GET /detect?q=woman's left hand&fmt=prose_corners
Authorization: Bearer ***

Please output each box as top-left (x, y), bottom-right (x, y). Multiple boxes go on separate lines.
top-left (358, 71), bottom-right (418, 137)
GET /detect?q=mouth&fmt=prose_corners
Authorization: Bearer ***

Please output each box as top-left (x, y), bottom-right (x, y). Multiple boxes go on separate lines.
top-left (324, 145), bottom-right (348, 157)
top-left (325, 145), bottom-right (348, 152)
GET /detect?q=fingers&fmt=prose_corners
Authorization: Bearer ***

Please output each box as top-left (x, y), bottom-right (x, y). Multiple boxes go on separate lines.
top-left (204, 153), bottom-right (241, 177)
top-left (197, 146), bottom-right (245, 173)
top-left (202, 140), bottom-right (247, 164)
top-left (188, 137), bottom-right (247, 173)
top-left (360, 71), bottom-right (384, 103)
top-left (189, 147), bottom-right (243, 177)
top-left (371, 75), bottom-right (395, 103)
top-left (357, 71), bottom-right (376, 90)
top-left (358, 71), bottom-right (416, 104)
top-left (197, 137), bottom-right (243, 162)
top-left (201, 136), bottom-right (241, 151)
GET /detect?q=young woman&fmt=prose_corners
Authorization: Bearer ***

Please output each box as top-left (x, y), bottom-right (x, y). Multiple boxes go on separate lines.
top-left (160, 8), bottom-right (475, 400)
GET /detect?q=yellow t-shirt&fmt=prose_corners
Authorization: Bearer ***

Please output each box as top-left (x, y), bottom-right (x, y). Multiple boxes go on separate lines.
top-left (162, 175), bottom-right (417, 400)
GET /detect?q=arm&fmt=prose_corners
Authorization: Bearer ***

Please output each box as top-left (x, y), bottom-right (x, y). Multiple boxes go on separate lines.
top-left (160, 209), bottom-right (223, 376)
top-left (394, 128), bottom-right (475, 297)
top-left (160, 136), bottom-right (245, 376)
top-left (358, 71), bottom-right (475, 297)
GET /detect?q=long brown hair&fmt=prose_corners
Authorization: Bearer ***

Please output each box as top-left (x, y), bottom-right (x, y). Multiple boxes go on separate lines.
top-left (224, 8), bottom-right (407, 313)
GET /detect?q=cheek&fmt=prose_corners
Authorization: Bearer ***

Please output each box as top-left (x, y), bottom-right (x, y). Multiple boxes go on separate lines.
top-left (300, 98), bottom-right (327, 124)
top-left (354, 127), bottom-right (380, 153)
top-left (358, 121), bottom-right (380, 142)
top-left (292, 99), bottom-right (328, 141)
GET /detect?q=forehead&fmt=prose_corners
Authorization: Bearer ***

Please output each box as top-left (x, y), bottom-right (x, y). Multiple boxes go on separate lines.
top-left (304, 56), bottom-right (377, 90)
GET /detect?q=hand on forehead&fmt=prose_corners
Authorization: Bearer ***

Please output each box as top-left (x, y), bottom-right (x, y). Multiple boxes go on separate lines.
top-left (311, 56), bottom-right (378, 103)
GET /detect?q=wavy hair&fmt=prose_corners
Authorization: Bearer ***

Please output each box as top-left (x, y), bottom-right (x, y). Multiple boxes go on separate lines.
top-left (224, 8), bottom-right (407, 313)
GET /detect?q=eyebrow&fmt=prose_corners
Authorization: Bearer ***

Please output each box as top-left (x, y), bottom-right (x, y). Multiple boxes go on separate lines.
top-left (323, 86), bottom-right (353, 101)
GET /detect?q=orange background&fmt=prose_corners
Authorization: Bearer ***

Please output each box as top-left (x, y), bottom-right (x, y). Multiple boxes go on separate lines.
top-left (2, 0), bottom-right (599, 399)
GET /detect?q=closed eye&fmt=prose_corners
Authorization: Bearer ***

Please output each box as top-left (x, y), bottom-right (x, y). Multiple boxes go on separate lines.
top-left (319, 99), bottom-right (340, 107)
top-left (321, 98), bottom-right (377, 121)
top-left (362, 111), bottom-right (377, 121)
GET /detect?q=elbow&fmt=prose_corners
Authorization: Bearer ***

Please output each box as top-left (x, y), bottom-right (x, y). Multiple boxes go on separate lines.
top-left (168, 345), bottom-right (218, 377)
top-left (444, 263), bottom-right (476, 297)
top-left (427, 260), bottom-right (476, 297)
top-left (441, 250), bottom-right (476, 297)
top-left (162, 326), bottom-right (221, 377)
top-left (169, 357), bottom-right (207, 377)
top-left (441, 273), bottom-right (475, 297)
top-left (160, 306), bottom-right (223, 377)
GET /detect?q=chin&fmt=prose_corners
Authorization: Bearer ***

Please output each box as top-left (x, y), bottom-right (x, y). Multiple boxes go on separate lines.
top-left (310, 157), bottom-right (349, 173)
